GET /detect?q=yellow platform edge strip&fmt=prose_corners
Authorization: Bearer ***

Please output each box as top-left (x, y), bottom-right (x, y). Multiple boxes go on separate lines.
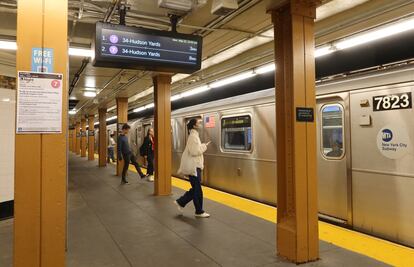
top-left (93, 154), bottom-right (414, 266)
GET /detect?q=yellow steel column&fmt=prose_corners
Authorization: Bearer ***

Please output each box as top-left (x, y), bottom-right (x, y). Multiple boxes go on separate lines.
top-left (69, 129), bottom-right (73, 152)
top-left (75, 121), bottom-right (80, 155)
top-left (269, 0), bottom-right (319, 263)
top-left (14, 0), bottom-right (67, 266)
top-left (88, 115), bottom-right (95, 160)
top-left (153, 74), bottom-right (172, 196)
top-left (116, 98), bottom-right (128, 176)
top-left (98, 108), bottom-right (107, 167)
top-left (81, 118), bottom-right (87, 157)
top-left (72, 127), bottom-right (76, 153)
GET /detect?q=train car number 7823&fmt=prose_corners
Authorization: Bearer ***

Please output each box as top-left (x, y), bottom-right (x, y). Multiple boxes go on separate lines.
top-left (372, 92), bottom-right (412, 111)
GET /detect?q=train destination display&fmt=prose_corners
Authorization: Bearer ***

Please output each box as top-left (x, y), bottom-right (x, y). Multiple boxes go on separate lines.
top-left (93, 22), bottom-right (202, 73)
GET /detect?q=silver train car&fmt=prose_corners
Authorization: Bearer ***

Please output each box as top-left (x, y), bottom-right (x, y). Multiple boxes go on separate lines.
top-left (98, 64), bottom-right (414, 248)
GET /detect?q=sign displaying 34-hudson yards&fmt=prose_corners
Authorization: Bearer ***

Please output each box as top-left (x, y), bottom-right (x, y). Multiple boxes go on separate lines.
top-left (16, 71), bottom-right (63, 133)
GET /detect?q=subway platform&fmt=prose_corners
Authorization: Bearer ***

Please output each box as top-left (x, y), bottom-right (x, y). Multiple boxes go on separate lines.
top-left (0, 155), bottom-right (398, 266)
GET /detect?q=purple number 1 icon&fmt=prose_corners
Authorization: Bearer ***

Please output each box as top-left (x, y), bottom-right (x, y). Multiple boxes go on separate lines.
top-left (109, 46), bottom-right (118, 55)
top-left (109, 34), bottom-right (119, 44)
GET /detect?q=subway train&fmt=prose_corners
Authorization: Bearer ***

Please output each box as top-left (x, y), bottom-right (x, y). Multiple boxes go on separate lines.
top-left (98, 63), bottom-right (414, 248)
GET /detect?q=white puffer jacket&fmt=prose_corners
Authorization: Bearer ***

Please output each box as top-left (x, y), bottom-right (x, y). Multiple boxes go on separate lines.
top-left (178, 129), bottom-right (207, 176)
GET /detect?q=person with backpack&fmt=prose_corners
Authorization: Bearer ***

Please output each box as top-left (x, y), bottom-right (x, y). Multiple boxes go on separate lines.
top-left (141, 128), bottom-right (155, 182)
top-left (174, 118), bottom-right (211, 218)
top-left (118, 123), bottom-right (146, 184)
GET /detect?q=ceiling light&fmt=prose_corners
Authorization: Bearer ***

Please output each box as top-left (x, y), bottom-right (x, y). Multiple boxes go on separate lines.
top-left (94, 122), bottom-right (99, 125)
top-left (171, 94), bottom-right (183, 101)
top-left (133, 106), bottom-right (146, 113)
top-left (107, 106), bottom-right (116, 112)
top-left (83, 91), bottom-right (97, 97)
top-left (255, 63), bottom-right (275, 74)
top-left (182, 85), bottom-right (210, 97)
top-left (84, 87), bottom-right (96, 91)
top-left (1, 98), bottom-right (11, 102)
top-left (315, 45), bottom-right (335, 57)
top-left (69, 47), bottom-right (94, 58)
top-left (106, 116), bottom-right (117, 121)
top-left (68, 110), bottom-right (76, 115)
top-left (210, 71), bottom-right (256, 88)
top-left (145, 103), bottom-right (154, 109)
top-left (0, 41), bottom-right (17, 50)
top-left (336, 16), bottom-right (414, 50)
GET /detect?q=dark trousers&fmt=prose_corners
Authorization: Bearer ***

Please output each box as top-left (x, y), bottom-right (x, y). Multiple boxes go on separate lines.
top-left (122, 153), bottom-right (144, 181)
top-left (108, 147), bottom-right (115, 162)
top-left (147, 152), bottom-right (154, 175)
top-left (176, 168), bottom-right (204, 214)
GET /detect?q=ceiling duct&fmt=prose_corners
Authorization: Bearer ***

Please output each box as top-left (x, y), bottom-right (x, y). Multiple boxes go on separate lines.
top-left (211, 0), bottom-right (238, 16)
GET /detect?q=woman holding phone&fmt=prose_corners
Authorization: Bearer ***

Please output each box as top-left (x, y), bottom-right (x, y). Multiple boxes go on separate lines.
top-left (175, 118), bottom-right (211, 218)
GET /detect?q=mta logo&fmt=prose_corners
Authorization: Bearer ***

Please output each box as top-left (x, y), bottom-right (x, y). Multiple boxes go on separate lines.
top-left (382, 129), bottom-right (393, 142)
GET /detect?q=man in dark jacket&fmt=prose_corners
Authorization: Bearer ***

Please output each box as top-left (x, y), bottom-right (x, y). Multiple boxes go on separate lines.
top-left (118, 123), bottom-right (145, 184)
top-left (142, 128), bottom-right (155, 182)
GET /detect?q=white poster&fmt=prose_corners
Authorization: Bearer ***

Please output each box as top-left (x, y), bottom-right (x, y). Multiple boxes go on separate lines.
top-left (16, 71), bottom-right (63, 134)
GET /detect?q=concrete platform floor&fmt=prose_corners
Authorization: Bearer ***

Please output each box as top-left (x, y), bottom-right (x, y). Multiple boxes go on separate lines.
top-left (0, 154), bottom-right (390, 266)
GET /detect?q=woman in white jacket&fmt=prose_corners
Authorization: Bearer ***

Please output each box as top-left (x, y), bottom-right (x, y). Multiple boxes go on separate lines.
top-left (174, 118), bottom-right (211, 218)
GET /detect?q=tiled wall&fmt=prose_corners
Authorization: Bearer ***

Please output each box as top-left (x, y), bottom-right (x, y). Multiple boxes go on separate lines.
top-left (0, 88), bottom-right (15, 203)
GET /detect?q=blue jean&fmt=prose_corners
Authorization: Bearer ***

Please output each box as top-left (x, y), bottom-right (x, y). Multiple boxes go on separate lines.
top-left (176, 168), bottom-right (204, 214)
top-left (108, 147), bottom-right (115, 162)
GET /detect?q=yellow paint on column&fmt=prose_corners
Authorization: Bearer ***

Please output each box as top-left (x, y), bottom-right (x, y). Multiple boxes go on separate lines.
top-left (270, 0), bottom-right (319, 263)
top-left (81, 118), bottom-right (86, 157)
top-left (14, 0), bottom-right (67, 266)
top-left (98, 108), bottom-right (107, 167)
top-left (88, 115), bottom-right (95, 160)
top-left (153, 74), bottom-right (172, 196)
top-left (75, 121), bottom-right (80, 155)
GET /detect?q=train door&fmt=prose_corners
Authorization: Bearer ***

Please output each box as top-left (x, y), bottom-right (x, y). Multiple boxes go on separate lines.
top-left (317, 93), bottom-right (352, 224)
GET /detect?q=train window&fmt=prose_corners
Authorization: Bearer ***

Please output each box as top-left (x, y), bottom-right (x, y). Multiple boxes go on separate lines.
top-left (321, 104), bottom-right (344, 159)
top-left (221, 115), bottom-right (252, 152)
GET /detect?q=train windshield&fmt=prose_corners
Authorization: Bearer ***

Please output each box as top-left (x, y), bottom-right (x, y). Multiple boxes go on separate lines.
top-left (321, 104), bottom-right (344, 159)
top-left (221, 115), bottom-right (252, 152)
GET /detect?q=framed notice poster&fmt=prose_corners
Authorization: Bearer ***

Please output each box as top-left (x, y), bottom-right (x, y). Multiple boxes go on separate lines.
top-left (16, 71), bottom-right (63, 134)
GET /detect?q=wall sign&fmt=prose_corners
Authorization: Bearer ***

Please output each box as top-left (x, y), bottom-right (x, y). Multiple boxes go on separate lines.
top-left (373, 92), bottom-right (412, 112)
top-left (93, 22), bottom-right (202, 74)
top-left (296, 107), bottom-right (314, 122)
top-left (31, 48), bottom-right (54, 72)
top-left (376, 125), bottom-right (411, 159)
top-left (16, 72), bottom-right (63, 134)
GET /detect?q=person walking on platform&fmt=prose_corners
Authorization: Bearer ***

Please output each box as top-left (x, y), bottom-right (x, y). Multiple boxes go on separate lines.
top-left (141, 128), bottom-right (155, 182)
top-left (108, 133), bottom-right (116, 163)
top-left (175, 118), bottom-right (211, 218)
top-left (118, 123), bottom-right (146, 184)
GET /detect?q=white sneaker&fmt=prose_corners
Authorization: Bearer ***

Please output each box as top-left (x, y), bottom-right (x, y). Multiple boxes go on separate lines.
top-left (147, 175), bottom-right (154, 182)
top-left (174, 201), bottom-right (183, 213)
top-left (195, 212), bottom-right (210, 218)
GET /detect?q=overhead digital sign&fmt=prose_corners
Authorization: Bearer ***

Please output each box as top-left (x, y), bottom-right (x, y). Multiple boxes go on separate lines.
top-left (93, 22), bottom-right (202, 74)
